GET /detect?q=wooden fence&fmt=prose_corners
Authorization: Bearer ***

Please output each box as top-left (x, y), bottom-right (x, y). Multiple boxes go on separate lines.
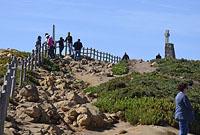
top-left (54, 43), bottom-right (121, 63)
top-left (0, 40), bottom-right (121, 134)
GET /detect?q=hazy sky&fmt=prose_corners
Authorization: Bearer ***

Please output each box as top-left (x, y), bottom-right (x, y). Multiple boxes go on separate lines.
top-left (0, 0), bottom-right (200, 60)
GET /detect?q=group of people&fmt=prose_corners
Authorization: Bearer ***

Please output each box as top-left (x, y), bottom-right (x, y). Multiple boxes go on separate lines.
top-left (35, 32), bottom-right (83, 60)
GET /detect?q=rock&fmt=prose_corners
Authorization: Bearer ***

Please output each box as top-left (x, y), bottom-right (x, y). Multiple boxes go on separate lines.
top-left (64, 117), bottom-right (73, 125)
top-left (63, 55), bottom-right (73, 61)
top-left (72, 121), bottom-right (78, 127)
top-left (119, 129), bottom-right (127, 134)
top-left (67, 92), bottom-right (88, 105)
top-left (19, 85), bottom-right (39, 102)
top-left (91, 115), bottom-right (106, 128)
top-left (67, 109), bottom-right (78, 121)
top-left (54, 101), bottom-right (70, 112)
top-left (25, 105), bottom-right (41, 119)
top-left (150, 61), bottom-right (157, 67)
top-left (107, 72), bottom-right (114, 77)
top-left (115, 111), bottom-right (124, 120)
top-left (76, 106), bottom-right (89, 114)
top-left (107, 63), bottom-right (114, 68)
top-left (4, 128), bottom-right (15, 135)
top-left (81, 59), bottom-right (88, 65)
top-left (77, 114), bottom-right (91, 128)
top-left (56, 82), bottom-right (67, 91)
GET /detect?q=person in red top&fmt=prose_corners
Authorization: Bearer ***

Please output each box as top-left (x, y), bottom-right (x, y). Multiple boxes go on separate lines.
top-left (45, 33), bottom-right (55, 58)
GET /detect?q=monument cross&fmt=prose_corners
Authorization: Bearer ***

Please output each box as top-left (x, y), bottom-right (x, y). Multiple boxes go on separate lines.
top-left (164, 30), bottom-right (170, 44)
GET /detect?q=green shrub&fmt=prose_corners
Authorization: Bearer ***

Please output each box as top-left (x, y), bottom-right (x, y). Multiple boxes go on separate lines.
top-left (42, 58), bottom-right (60, 71)
top-left (112, 61), bottom-right (129, 75)
top-left (156, 58), bottom-right (200, 81)
top-left (26, 71), bottom-right (40, 85)
top-left (85, 70), bottom-right (200, 134)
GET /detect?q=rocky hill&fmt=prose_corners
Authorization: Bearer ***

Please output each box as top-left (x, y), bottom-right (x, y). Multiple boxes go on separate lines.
top-left (1, 49), bottom-right (199, 135)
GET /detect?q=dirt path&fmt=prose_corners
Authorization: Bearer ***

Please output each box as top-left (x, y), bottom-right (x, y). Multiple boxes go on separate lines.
top-left (76, 121), bottom-right (186, 135)
top-left (74, 73), bottom-right (114, 87)
top-left (128, 60), bottom-right (157, 74)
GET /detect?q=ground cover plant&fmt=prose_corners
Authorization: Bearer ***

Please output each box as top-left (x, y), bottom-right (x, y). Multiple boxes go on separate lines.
top-left (85, 58), bottom-right (200, 134)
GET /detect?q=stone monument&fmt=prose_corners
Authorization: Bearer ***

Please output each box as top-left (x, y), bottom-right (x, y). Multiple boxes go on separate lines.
top-left (164, 30), bottom-right (176, 59)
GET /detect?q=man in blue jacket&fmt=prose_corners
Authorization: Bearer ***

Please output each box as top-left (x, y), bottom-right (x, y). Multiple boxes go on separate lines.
top-left (175, 82), bottom-right (194, 135)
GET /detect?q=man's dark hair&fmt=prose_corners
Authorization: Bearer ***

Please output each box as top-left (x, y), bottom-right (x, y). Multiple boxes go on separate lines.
top-left (177, 83), bottom-right (188, 92)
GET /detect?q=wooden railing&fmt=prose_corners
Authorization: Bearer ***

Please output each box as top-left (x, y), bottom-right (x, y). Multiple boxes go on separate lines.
top-left (54, 43), bottom-right (121, 63)
top-left (0, 41), bottom-right (121, 134)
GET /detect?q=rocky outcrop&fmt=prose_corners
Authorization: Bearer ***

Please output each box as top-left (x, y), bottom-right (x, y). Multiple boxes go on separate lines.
top-left (18, 85), bottom-right (39, 102)
top-left (5, 55), bottom-right (118, 135)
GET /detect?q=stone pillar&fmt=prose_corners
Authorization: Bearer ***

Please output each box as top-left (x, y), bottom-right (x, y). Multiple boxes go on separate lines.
top-left (165, 43), bottom-right (176, 59)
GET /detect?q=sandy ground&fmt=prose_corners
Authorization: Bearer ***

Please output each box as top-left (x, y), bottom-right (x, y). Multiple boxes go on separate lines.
top-left (75, 121), bottom-right (190, 135)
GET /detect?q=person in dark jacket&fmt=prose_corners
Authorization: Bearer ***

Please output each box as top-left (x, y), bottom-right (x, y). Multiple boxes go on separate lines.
top-left (122, 52), bottom-right (130, 61)
top-left (65, 32), bottom-right (73, 55)
top-left (73, 39), bottom-right (83, 60)
top-left (156, 53), bottom-right (162, 59)
top-left (175, 82), bottom-right (194, 135)
top-left (58, 37), bottom-right (64, 57)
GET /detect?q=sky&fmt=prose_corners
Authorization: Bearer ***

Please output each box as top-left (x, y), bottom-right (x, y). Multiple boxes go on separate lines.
top-left (0, 0), bottom-right (200, 60)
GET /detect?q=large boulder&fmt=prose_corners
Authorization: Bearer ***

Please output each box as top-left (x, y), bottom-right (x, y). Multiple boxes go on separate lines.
top-left (66, 92), bottom-right (88, 105)
top-left (19, 85), bottom-right (39, 102)
top-left (77, 114), bottom-right (91, 128)
top-left (25, 105), bottom-right (42, 121)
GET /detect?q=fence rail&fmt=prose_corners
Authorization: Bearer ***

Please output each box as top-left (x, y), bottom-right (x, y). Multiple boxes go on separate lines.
top-left (0, 38), bottom-right (121, 134)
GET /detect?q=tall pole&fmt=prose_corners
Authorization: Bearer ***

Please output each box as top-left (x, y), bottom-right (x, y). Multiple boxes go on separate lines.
top-left (53, 24), bottom-right (56, 55)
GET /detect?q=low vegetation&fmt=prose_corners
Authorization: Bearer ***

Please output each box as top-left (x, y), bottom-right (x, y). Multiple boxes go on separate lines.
top-left (41, 58), bottom-right (60, 71)
top-left (0, 49), bottom-right (30, 85)
top-left (111, 60), bottom-right (129, 75)
top-left (85, 58), bottom-right (200, 134)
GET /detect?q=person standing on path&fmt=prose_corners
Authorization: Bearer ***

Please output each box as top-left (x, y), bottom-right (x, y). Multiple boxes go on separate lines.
top-left (65, 32), bottom-right (73, 55)
top-left (175, 82), bottom-right (194, 135)
top-left (58, 37), bottom-right (64, 57)
top-left (45, 33), bottom-right (55, 59)
top-left (73, 39), bottom-right (83, 60)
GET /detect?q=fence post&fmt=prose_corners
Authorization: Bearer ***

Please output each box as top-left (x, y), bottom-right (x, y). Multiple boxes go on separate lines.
top-left (114, 56), bottom-right (116, 63)
top-left (28, 54), bottom-right (31, 71)
top-left (32, 49), bottom-right (36, 70)
top-left (82, 47), bottom-right (85, 56)
top-left (23, 58), bottom-right (27, 82)
top-left (10, 57), bottom-right (17, 98)
top-left (100, 52), bottom-right (102, 61)
top-left (105, 53), bottom-right (108, 62)
top-left (93, 49), bottom-right (96, 59)
top-left (96, 50), bottom-right (99, 60)
top-left (86, 48), bottom-right (89, 57)
top-left (19, 59), bottom-right (24, 87)
top-left (108, 54), bottom-right (111, 62)
top-left (44, 43), bottom-right (48, 57)
top-left (35, 47), bottom-right (38, 67)
top-left (41, 44), bottom-right (44, 63)
top-left (111, 55), bottom-right (114, 63)
top-left (102, 52), bottom-right (105, 61)
top-left (0, 83), bottom-right (8, 135)
top-left (38, 44), bottom-right (41, 66)
top-left (90, 48), bottom-right (92, 58)
top-left (116, 56), bottom-right (119, 63)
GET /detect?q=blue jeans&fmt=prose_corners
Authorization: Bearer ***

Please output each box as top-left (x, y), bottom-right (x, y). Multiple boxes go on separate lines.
top-left (74, 50), bottom-right (81, 60)
top-left (68, 43), bottom-right (73, 55)
top-left (179, 120), bottom-right (189, 135)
